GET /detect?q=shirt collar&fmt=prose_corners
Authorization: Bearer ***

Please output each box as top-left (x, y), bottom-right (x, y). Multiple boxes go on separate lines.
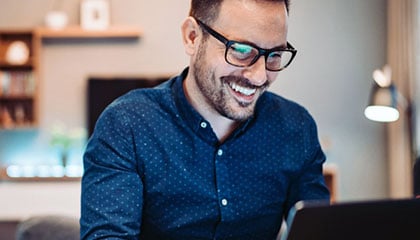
top-left (172, 68), bottom-right (210, 133)
top-left (172, 67), bottom-right (256, 143)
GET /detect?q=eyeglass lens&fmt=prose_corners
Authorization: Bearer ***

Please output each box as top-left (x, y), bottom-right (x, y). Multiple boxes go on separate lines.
top-left (227, 42), bottom-right (294, 71)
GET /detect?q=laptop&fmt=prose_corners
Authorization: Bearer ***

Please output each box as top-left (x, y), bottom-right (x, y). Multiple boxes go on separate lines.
top-left (280, 198), bottom-right (420, 240)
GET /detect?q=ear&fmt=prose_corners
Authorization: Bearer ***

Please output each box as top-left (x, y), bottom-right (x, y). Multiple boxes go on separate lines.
top-left (181, 17), bottom-right (201, 56)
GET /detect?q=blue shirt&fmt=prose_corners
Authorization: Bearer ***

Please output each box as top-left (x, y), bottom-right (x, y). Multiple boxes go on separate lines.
top-left (80, 68), bottom-right (330, 240)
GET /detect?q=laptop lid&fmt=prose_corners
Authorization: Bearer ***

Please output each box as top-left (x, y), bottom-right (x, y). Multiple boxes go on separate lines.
top-left (281, 198), bottom-right (420, 240)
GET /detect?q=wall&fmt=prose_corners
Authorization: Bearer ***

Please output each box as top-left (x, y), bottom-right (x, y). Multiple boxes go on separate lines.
top-left (278, 0), bottom-right (388, 200)
top-left (0, 0), bottom-right (388, 214)
top-left (0, 181), bottom-right (81, 220)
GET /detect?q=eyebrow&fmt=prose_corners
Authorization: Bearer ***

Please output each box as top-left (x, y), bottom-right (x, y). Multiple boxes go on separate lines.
top-left (197, 18), bottom-right (288, 52)
top-left (218, 30), bottom-right (288, 51)
top-left (233, 38), bottom-right (288, 52)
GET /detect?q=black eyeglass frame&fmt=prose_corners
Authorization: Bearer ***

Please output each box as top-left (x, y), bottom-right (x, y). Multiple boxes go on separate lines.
top-left (195, 19), bottom-right (297, 72)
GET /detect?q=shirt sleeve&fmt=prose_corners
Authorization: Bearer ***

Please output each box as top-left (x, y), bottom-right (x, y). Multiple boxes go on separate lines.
top-left (284, 110), bottom-right (331, 216)
top-left (80, 103), bottom-right (143, 240)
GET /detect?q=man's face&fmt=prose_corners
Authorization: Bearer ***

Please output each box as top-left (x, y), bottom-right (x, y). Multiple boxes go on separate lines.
top-left (192, 0), bottom-right (289, 121)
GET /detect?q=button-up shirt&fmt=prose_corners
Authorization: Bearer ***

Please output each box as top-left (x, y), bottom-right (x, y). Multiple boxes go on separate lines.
top-left (80, 68), bottom-right (330, 240)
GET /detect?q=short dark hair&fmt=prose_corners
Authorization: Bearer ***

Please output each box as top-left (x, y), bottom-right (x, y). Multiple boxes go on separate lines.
top-left (189, 0), bottom-right (290, 24)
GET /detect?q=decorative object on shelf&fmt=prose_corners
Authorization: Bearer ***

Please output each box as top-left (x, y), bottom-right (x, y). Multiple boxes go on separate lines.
top-left (44, 0), bottom-right (69, 30)
top-left (50, 122), bottom-right (87, 168)
top-left (0, 107), bottom-right (14, 129)
top-left (80, 0), bottom-right (110, 30)
top-left (45, 11), bottom-right (69, 30)
top-left (5, 40), bottom-right (30, 65)
top-left (14, 104), bottom-right (25, 125)
top-left (0, 70), bottom-right (35, 96)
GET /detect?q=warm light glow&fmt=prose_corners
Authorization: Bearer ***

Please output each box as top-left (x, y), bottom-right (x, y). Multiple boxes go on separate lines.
top-left (51, 165), bottom-right (65, 177)
top-left (21, 165), bottom-right (36, 177)
top-left (37, 165), bottom-right (53, 177)
top-left (6, 165), bottom-right (21, 178)
top-left (65, 165), bottom-right (84, 177)
top-left (364, 105), bottom-right (400, 122)
top-left (6, 164), bottom-right (83, 178)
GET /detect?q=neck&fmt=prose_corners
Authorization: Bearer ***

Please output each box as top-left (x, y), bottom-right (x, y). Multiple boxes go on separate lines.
top-left (183, 74), bottom-right (239, 142)
top-left (205, 113), bottom-right (240, 143)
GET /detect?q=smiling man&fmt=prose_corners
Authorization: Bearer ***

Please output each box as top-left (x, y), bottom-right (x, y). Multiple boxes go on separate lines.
top-left (80, 0), bottom-right (330, 239)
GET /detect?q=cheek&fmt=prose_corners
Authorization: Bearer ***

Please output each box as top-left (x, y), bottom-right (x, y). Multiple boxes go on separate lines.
top-left (205, 54), bottom-right (234, 80)
top-left (267, 72), bottom-right (279, 83)
top-left (205, 41), bottom-right (229, 67)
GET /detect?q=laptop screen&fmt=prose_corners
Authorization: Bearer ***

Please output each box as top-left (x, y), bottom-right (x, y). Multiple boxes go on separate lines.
top-left (281, 198), bottom-right (420, 240)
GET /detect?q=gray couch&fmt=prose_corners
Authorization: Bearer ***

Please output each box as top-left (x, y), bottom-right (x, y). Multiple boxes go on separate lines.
top-left (15, 215), bottom-right (79, 240)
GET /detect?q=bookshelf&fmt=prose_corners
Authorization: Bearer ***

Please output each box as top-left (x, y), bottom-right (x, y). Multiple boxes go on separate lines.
top-left (0, 26), bottom-right (141, 130)
top-left (0, 30), bottom-right (37, 129)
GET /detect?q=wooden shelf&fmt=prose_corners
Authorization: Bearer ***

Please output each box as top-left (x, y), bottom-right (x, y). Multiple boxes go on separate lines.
top-left (0, 95), bottom-right (34, 100)
top-left (0, 29), bottom-right (33, 34)
top-left (35, 25), bottom-right (142, 39)
top-left (0, 62), bottom-right (34, 69)
top-left (0, 176), bottom-right (81, 182)
top-left (0, 177), bottom-right (82, 182)
top-left (0, 30), bottom-right (36, 129)
top-left (0, 25), bottom-right (140, 130)
top-left (0, 57), bottom-right (34, 68)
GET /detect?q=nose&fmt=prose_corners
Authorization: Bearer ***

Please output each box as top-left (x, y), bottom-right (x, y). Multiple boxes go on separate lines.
top-left (243, 56), bottom-right (267, 86)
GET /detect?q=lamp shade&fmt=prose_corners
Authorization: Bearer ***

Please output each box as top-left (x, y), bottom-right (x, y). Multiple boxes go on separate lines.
top-left (364, 81), bottom-right (400, 122)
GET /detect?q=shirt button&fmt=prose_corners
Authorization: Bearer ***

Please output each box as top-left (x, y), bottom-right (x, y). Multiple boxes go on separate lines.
top-left (200, 122), bottom-right (207, 128)
top-left (221, 198), bottom-right (228, 206)
top-left (217, 149), bottom-right (223, 156)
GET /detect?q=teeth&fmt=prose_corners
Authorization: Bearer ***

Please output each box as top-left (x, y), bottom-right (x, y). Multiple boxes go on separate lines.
top-left (230, 83), bottom-right (256, 96)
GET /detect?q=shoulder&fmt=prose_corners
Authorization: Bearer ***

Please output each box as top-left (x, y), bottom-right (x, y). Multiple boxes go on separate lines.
top-left (104, 78), bottom-right (175, 115)
top-left (93, 78), bottom-right (176, 132)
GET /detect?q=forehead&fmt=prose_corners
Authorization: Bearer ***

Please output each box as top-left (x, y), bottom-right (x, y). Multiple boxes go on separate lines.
top-left (215, 0), bottom-right (288, 47)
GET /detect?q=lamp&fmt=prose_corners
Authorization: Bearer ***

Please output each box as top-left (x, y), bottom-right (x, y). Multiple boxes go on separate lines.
top-left (364, 81), bottom-right (400, 122)
top-left (364, 65), bottom-right (417, 198)
top-left (364, 65), bottom-right (405, 122)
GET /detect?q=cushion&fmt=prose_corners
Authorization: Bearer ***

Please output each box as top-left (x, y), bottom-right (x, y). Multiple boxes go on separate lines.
top-left (15, 215), bottom-right (79, 240)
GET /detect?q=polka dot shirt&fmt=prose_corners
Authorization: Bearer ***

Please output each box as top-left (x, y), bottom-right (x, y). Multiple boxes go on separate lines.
top-left (80, 68), bottom-right (330, 240)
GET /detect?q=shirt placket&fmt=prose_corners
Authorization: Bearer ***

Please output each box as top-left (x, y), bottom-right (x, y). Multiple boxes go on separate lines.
top-left (197, 119), bottom-right (235, 239)
top-left (213, 145), bottom-right (234, 238)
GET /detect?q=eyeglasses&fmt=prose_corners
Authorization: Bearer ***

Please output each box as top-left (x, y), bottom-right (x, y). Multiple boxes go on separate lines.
top-left (196, 19), bottom-right (297, 72)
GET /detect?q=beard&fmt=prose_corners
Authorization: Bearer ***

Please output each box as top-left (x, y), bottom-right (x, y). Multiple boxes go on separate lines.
top-left (192, 42), bottom-right (269, 121)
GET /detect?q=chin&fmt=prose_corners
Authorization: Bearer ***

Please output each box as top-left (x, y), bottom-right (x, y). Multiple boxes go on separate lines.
top-left (224, 105), bottom-right (255, 121)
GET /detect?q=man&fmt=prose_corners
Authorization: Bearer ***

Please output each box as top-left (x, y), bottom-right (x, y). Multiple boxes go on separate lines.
top-left (80, 0), bottom-right (330, 239)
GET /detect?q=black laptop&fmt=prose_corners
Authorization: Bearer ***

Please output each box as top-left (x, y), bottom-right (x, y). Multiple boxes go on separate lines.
top-left (280, 198), bottom-right (420, 240)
